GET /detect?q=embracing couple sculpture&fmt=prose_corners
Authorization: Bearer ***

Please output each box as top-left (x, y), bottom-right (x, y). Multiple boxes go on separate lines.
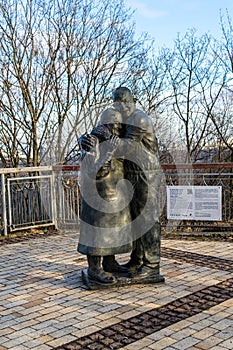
top-left (78, 87), bottom-right (164, 288)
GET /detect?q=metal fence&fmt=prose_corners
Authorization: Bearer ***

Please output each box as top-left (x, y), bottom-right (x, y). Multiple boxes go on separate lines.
top-left (0, 164), bottom-right (232, 236)
top-left (54, 166), bottom-right (80, 231)
top-left (7, 175), bottom-right (54, 230)
top-left (0, 167), bottom-right (56, 236)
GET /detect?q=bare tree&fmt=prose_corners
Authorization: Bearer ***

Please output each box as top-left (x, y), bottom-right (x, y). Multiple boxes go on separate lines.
top-left (165, 29), bottom-right (228, 162)
top-left (219, 9), bottom-right (233, 74)
top-left (131, 48), bottom-right (177, 151)
top-left (0, 0), bottom-right (150, 166)
top-left (210, 91), bottom-right (233, 162)
top-left (209, 10), bottom-right (233, 161)
top-left (0, 0), bottom-right (59, 165)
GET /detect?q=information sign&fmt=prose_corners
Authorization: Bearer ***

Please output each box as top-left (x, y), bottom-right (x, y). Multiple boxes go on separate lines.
top-left (167, 186), bottom-right (222, 221)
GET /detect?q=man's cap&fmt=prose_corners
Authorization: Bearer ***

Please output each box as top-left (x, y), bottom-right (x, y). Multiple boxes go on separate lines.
top-left (112, 87), bottom-right (135, 103)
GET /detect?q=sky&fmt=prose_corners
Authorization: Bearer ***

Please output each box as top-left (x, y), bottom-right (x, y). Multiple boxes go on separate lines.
top-left (126, 0), bottom-right (233, 48)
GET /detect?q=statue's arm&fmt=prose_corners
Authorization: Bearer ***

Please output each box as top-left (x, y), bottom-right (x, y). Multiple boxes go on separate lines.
top-left (80, 134), bottom-right (120, 178)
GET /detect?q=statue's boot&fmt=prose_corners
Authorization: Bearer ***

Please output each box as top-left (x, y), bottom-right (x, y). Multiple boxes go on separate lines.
top-left (129, 263), bottom-right (164, 282)
top-left (102, 255), bottom-right (128, 273)
top-left (87, 255), bottom-right (116, 284)
top-left (130, 263), bottom-right (160, 277)
top-left (121, 258), bottom-right (143, 272)
top-left (119, 240), bottom-right (144, 271)
top-left (120, 248), bottom-right (143, 272)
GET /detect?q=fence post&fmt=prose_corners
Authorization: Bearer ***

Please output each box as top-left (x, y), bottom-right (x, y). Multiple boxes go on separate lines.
top-left (51, 170), bottom-right (57, 229)
top-left (1, 173), bottom-right (8, 236)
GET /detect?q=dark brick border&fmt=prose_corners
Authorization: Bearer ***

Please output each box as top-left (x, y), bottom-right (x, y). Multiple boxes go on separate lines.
top-left (55, 278), bottom-right (233, 350)
top-left (162, 247), bottom-right (233, 272)
top-left (55, 248), bottom-right (233, 350)
top-left (1, 232), bottom-right (232, 349)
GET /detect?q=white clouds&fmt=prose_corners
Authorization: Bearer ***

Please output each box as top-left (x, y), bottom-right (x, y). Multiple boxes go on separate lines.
top-left (127, 1), bottom-right (168, 19)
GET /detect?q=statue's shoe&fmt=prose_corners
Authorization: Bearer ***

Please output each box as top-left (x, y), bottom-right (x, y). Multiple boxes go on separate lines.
top-left (120, 259), bottom-right (143, 272)
top-left (103, 260), bottom-right (128, 273)
top-left (129, 264), bottom-right (162, 280)
top-left (88, 268), bottom-right (116, 284)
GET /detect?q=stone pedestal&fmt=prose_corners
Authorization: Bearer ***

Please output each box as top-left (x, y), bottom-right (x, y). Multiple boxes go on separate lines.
top-left (82, 268), bottom-right (165, 290)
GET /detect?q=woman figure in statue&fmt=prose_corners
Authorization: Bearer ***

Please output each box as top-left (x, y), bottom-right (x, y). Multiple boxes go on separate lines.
top-left (77, 107), bottom-right (132, 285)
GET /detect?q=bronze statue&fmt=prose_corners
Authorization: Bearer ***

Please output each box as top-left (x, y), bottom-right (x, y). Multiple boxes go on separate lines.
top-left (113, 87), bottom-right (162, 280)
top-left (78, 108), bottom-right (132, 285)
top-left (78, 87), bottom-right (164, 289)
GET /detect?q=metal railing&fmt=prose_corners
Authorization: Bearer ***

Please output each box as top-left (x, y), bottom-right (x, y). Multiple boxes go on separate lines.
top-left (54, 166), bottom-right (80, 231)
top-left (7, 175), bottom-right (54, 230)
top-left (0, 167), bottom-right (56, 236)
top-left (0, 166), bottom-right (81, 236)
top-left (0, 163), bottom-right (232, 236)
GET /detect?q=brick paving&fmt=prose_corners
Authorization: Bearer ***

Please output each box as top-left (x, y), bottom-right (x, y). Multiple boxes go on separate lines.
top-left (0, 232), bottom-right (232, 350)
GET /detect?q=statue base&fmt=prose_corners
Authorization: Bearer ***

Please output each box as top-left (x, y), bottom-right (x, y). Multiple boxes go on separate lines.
top-left (81, 268), bottom-right (165, 290)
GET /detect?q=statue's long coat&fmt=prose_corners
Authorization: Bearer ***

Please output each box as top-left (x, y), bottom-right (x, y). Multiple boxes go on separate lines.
top-left (78, 110), bottom-right (132, 256)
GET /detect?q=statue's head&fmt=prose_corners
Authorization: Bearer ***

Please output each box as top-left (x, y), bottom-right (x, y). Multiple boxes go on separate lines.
top-left (112, 87), bottom-right (134, 103)
top-left (99, 108), bottom-right (123, 136)
top-left (112, 87), bottom-right (135, 119)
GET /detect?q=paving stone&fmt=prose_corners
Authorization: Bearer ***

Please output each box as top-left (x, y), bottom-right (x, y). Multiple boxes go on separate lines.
top-left (172, 336), bottom-right (200, 349)
top-left (194, 336), bottom-right (223, 349)
top-left (147, 337), bottom-right (177, 349)
top-left (220, 338), bottom-right (233, 349)
top-left (193, 327), bottom-right (219, 340)
top-left (0, 233), bottom-right (233, 350)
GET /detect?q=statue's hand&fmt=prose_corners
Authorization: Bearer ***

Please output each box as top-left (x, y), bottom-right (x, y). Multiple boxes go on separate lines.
top-left (78, 134), bottom-right (97, 152)
top-left (109, 135), bottom-right (120, 149)
top-left (91, 125), bottom-right (111, 142)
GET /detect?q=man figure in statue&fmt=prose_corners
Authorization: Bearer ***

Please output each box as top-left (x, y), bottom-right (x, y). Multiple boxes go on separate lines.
top-left (112, 86), bottom-right (162, 280)
top-left (78, 108), bottom-right (132, 285)
top-left (78, 86), bottom-right (163, 286)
